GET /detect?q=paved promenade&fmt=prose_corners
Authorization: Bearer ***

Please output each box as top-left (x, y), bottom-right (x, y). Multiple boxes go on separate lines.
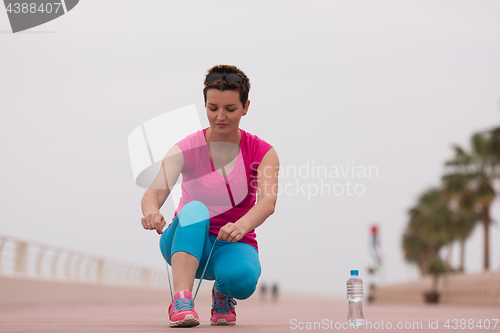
top-left (0, 294), bottom-right (499, 332)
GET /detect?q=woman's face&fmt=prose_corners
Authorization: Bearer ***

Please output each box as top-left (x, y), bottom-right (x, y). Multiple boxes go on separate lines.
top-left (206, 88), bottom-right (250, 138)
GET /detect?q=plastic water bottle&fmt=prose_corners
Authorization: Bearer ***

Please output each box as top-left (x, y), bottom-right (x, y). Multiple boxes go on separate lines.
top-left (347, 270), bottom-right (364, 326)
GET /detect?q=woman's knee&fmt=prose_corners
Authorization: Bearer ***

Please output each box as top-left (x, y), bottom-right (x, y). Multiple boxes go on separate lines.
top-left (158, 201), bottom-right (210, 265)
top-left (183, 201), bottom-right (209, 215)
top-left (216, 266), bottom-right (260, 300)
top-left (180, 201), bottom-right (210, 226)
top-left (159, 232), bottom-right (171, 265)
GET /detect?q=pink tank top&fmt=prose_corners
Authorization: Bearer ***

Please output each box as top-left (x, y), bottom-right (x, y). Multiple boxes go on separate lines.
top-left (173, 128), bottom-right (273, 251)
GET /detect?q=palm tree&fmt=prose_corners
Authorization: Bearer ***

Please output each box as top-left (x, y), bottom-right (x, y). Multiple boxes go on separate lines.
top-left (489, 126), bottom-right (500, 160)
top-left (443, 130), bottom-right (498, 271)
top-left (441, 173), bottom-right (480, 272)
top-left (402, 188), bottom-right (455, 275)
top-left (454, 212), bottom-right (479, 272)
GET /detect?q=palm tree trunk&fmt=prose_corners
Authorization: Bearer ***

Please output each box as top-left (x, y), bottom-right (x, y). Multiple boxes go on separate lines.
top-left (481, 204), bottom-right (491, 270)
top-left (459, 237), bottom-right (466, 273)
top-left (445, 244), bottom-right (453, 271)
top-left (418, 257), bottom-right (426, 276)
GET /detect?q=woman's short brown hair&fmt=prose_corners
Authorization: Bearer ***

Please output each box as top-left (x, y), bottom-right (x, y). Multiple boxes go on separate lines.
top-left (203, 65), bottom-right (250, 107)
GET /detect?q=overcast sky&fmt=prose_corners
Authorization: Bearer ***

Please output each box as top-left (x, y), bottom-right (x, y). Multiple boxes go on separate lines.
top-left (1, 0), bottom-right (499, 297)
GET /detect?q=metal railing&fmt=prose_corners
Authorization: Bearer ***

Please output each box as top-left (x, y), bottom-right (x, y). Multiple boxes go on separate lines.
top-left (0, 234), bottom-right (168, 289)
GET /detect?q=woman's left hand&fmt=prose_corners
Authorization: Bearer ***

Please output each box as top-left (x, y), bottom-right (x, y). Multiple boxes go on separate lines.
top-left (218, 222), bottom-right (246, 242)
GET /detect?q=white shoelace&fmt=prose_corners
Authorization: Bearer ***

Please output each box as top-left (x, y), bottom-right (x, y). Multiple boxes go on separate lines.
top-left (163, 235), bottom-right (217, 301)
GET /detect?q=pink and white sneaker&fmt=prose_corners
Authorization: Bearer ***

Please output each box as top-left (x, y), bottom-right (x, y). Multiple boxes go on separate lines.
top-left (168, 291), bottom-right (199, 327)
top-left (210, 287), bottom-right (237, 325)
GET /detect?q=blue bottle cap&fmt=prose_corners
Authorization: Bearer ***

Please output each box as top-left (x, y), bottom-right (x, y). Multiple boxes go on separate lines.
top-left (350, 270), bottom-right (359, 276)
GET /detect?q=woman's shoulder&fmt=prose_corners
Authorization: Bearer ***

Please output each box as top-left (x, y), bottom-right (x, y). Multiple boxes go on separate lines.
top-left (240, 129), bottom-right (273, 162)
top-left (241, 128), bottom-right (272, 147)
top-left (176, 129), bottom-right (206, 150)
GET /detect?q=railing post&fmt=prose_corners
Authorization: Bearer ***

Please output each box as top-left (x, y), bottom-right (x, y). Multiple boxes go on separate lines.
top-left (141, 268), bottom-right (150, 286)
top-left (64, 252), bottom-right (73, 280)
top-left (51, 250), bottom-right (60, 280)
top-left (96, 259), bottom-right (104, 283)
top-left (74, 255), bottom-right (84, 281)
top-left (36, 246), bottom-right (46, 278)
top-left (0, 237), bottom-right (6, 274)
top-left (83, 256), bottom-right (92, 282)
top-left (14, 241), bottom-right (28, 275)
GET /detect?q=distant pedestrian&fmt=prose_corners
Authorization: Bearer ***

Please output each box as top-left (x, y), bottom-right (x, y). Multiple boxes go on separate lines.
top-left (272, 282), bottom-right (279, 301)
top-left (260, 283), bottom-right (268, 300)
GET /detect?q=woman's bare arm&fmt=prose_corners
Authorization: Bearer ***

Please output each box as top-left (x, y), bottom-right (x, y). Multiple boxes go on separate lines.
top-left (218, 148), bottom-right (279, 242)
top-left (140, 145), bottom-right (184, 234)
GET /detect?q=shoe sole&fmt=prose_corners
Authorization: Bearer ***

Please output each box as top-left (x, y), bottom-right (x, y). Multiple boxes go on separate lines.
top-left (170, 315), bottom-right (200, 327)
top-left (211, 319), bottom-right (236, 326)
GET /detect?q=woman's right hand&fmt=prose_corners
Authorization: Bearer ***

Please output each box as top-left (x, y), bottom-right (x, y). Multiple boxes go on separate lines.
top-left (141, 212), bottom-right (166, 234)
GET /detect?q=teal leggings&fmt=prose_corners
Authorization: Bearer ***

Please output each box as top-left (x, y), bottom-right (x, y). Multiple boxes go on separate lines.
top-left (159, 201), bottom-right (261, 300)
